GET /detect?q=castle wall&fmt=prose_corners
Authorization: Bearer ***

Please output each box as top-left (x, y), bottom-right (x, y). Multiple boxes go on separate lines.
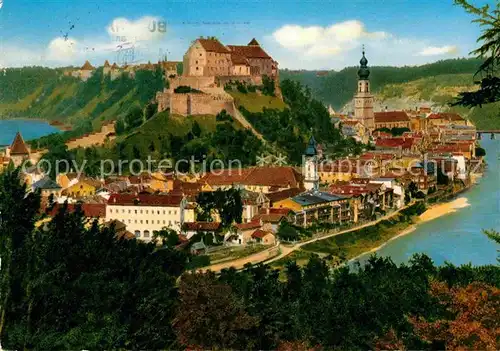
top-left (171, 76), bottom-right (216, 90)
top-left (170, 94), bottom-right (190, 115)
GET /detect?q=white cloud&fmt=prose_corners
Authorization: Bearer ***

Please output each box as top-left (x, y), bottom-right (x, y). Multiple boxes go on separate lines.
top-left (272, 20), bottom-right (387, 57)
top-left (46, 37), bottom-right (79, 62)
top-left (418, 45), bottom-right (458, 56)
top-left (267, 20), bottom-right (462, 69)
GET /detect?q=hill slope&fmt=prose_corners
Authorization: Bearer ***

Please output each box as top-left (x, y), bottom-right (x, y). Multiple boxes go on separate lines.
top-left (280, 58), bottom-right (500, 128)
top-left (0, 67), bottom-right (165, 131)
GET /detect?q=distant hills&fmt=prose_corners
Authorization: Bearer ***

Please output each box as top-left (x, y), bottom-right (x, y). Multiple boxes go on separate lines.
top-left (279, 58), bottom-right (500, 128)
top-left (0, 67), bottom-right (164, 131)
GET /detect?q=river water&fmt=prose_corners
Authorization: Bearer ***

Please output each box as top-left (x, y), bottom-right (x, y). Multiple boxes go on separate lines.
top-left (354, 138), bottom-right (500, 267)
top-left (0, 120), bottom-right (60, 146)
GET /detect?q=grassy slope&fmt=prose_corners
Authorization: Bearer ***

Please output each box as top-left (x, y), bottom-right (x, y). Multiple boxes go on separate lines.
top-left (228, 91), bottom-right (286, 113)
top-left (377, 74), bottom-right (500, 129)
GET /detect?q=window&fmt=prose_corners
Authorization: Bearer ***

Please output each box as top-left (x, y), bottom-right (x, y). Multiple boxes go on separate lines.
top-left (168, 210), bottom-right (171, 215)
top-left (140, 210), bottom-right (143, 214)
top-left (199, 53), bottom-right (202, 56)
top-left (169, 220), bottom-right (172, 225)
top-left (146, 220), bottom-right (148, 224)
top-left (163, 210), bottom-right (166, 215)
top-left (163, 220), bottom-right (166, 224)
top-left (196, 67), bottom-right (198, 70)
top-left (122, 209), bottom-right (125, 213)
top-left (135, 231), bottom-right (141, 238)
top-left (196, 60), bottom-right (198, 64)
top-left (135, 210), bottom-right (137, 214)
top-left (135, 220), bottom-right (137, 223)
top-left (128, 210), bottom-right (131, 214)
top-left (110, 209), bottom-right (113, 213)
top-left (157, 211), bottom-right (160, 215)
top-left (140, 220), bottom-right (143, 224)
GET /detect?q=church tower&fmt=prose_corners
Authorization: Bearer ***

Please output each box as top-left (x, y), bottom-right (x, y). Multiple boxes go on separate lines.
top-left (303, 135), bottom-right (319, 191)
top-left (354, 47), bottom-right (375, 130)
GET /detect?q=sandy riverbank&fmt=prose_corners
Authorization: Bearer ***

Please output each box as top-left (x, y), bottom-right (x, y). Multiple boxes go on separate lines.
top-left (347, 197), bottom-right (471, 264)
top-left (347, 225), bottom-right (417, 264)
top-left (418, 197), bottom-right (470, 223)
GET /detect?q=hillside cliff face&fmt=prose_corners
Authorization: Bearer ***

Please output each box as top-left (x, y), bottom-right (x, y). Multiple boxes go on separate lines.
top-left (0, 67), bottom-right (165, 131)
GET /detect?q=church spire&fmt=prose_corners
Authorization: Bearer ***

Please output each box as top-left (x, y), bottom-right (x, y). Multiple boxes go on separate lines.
top-left (358, 45), bottom-right (370, 80)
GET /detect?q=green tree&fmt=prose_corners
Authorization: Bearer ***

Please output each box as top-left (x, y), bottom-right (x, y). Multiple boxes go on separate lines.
top-left (453, 0), bottom-right (500, 107)
top-left (125, 106), bottom-right (144, 130)
top-left (173, 272), bottom-right (258, 349)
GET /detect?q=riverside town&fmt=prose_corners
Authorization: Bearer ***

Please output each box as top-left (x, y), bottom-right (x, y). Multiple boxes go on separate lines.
top-left (0, 0), bottom-right (499, 350)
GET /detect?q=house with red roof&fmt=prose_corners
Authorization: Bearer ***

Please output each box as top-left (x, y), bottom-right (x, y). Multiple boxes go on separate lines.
top-left (4, 132), bottom-right (31, 167)
top-left (374, 111), bottom-right (411, 130)
top-left (200, 166), bottom-right (303, 193)
top-left (427, 112), bottom-right (471, 128)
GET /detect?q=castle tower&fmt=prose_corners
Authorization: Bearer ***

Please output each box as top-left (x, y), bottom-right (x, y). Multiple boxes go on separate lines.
top-left (303, 135), bottom-right (319, 191)
top-left (354, 48), bottom-right (374, 130)
top-left (9, 132), bottom-right (31, 167)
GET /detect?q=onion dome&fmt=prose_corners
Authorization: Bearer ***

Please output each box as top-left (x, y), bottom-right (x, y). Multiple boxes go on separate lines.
top-left (357, 49), bottom-right (370, 80)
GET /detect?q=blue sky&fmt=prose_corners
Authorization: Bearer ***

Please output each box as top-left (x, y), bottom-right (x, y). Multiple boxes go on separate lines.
top-left (0, 0), bottom-right (491, 69)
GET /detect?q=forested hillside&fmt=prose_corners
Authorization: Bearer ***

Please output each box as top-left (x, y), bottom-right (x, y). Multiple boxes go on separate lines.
top-left (0, 67), bottom-right (165, 131)
top-left (280, 58), bottom-right (483, 109)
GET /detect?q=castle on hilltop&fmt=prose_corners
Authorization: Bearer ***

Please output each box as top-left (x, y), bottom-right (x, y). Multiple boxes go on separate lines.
top-left (156, 37), bottom-right (280, 116)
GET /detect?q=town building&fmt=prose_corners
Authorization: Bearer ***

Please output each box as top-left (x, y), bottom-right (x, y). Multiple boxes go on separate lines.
top-left (183, 37), bottom-right (277, 83)
top-left (273, 190), bottom-right (350, 227)
top-left (200, 166), bottom-right (303, 193)
top-left (303, 136), bottom-right (319, 191)
top-left (3, 132), bottom-right (31, 167)
top-left (106, 193), bottom-right (195, 241)
top-left (374, 111), bottom-right (412, 130)
top-left (353, 49), bottom-right (375, 130)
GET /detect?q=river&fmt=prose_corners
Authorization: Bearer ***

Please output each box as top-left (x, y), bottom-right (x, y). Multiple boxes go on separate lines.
top-left (354, 138), bottom-right (500, 267)
top-left (0, 120), bottom-right (60, 146)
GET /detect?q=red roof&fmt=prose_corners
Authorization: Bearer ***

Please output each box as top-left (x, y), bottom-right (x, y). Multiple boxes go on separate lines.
top-left (197, 38), bottom-right (230, 53)
top-left (235, 220), bottom-right (262, 230)
top-left (227, 44), bottom-right (271, 59)
top-left (375, 138), bottom-right (415, 150)
top-left (244, 167), bottom-right (301, 188)
top-left (10, 132), bottom-right (30, 155)
top-left (108, 194), bottom-right (183, 207)
top-left (374, 111), bottom-right (410, 123)
top-left (266, 188), bottom-right (302, 203)
top-left (252, 229), bottom-right (271, 239)
top-left (202, 167), bottom-right (302, 189)
top-left (46, 203), bottom-right (106, 218)
top-left (428, 112), bottom-right (464, 121)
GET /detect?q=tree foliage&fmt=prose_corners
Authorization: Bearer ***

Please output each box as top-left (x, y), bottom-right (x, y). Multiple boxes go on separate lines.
top-left (453, 0), bottom-right (500, 107)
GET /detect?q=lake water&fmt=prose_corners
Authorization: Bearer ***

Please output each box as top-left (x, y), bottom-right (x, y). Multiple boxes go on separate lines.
top-left (0, 120), bottom-right (60, 146)
top-left (354, 138), bottom-right (500, 267)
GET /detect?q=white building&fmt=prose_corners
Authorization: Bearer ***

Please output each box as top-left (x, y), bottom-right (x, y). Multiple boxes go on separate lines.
top-left (106, 193), bottom-right (196, 242)
top-left (370, 177), bottom-right (406, 209)
top-left (303, 136), bottom-right (319, 191)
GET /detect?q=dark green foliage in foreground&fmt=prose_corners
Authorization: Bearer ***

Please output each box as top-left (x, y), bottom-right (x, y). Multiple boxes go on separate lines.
top-left (0, 168), bottom-right (187, 350)
top-left (0, 169), bottom-right (498, 350)
top-left (196, 188), bottom-right (243, 229)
